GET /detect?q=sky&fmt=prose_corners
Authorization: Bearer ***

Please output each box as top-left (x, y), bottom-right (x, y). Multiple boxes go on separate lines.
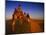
top-left (5, 1), bottom-right (44, 20)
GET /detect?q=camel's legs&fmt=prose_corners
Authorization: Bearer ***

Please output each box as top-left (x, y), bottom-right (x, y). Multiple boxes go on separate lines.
top-left (12, 20), bottom-right (15, 32)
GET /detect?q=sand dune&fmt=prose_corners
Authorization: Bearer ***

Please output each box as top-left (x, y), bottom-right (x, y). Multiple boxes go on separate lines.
top-left (6, 19), bottom-right (44, 33)
top-left (29, 19), bottom-right (44, 32)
